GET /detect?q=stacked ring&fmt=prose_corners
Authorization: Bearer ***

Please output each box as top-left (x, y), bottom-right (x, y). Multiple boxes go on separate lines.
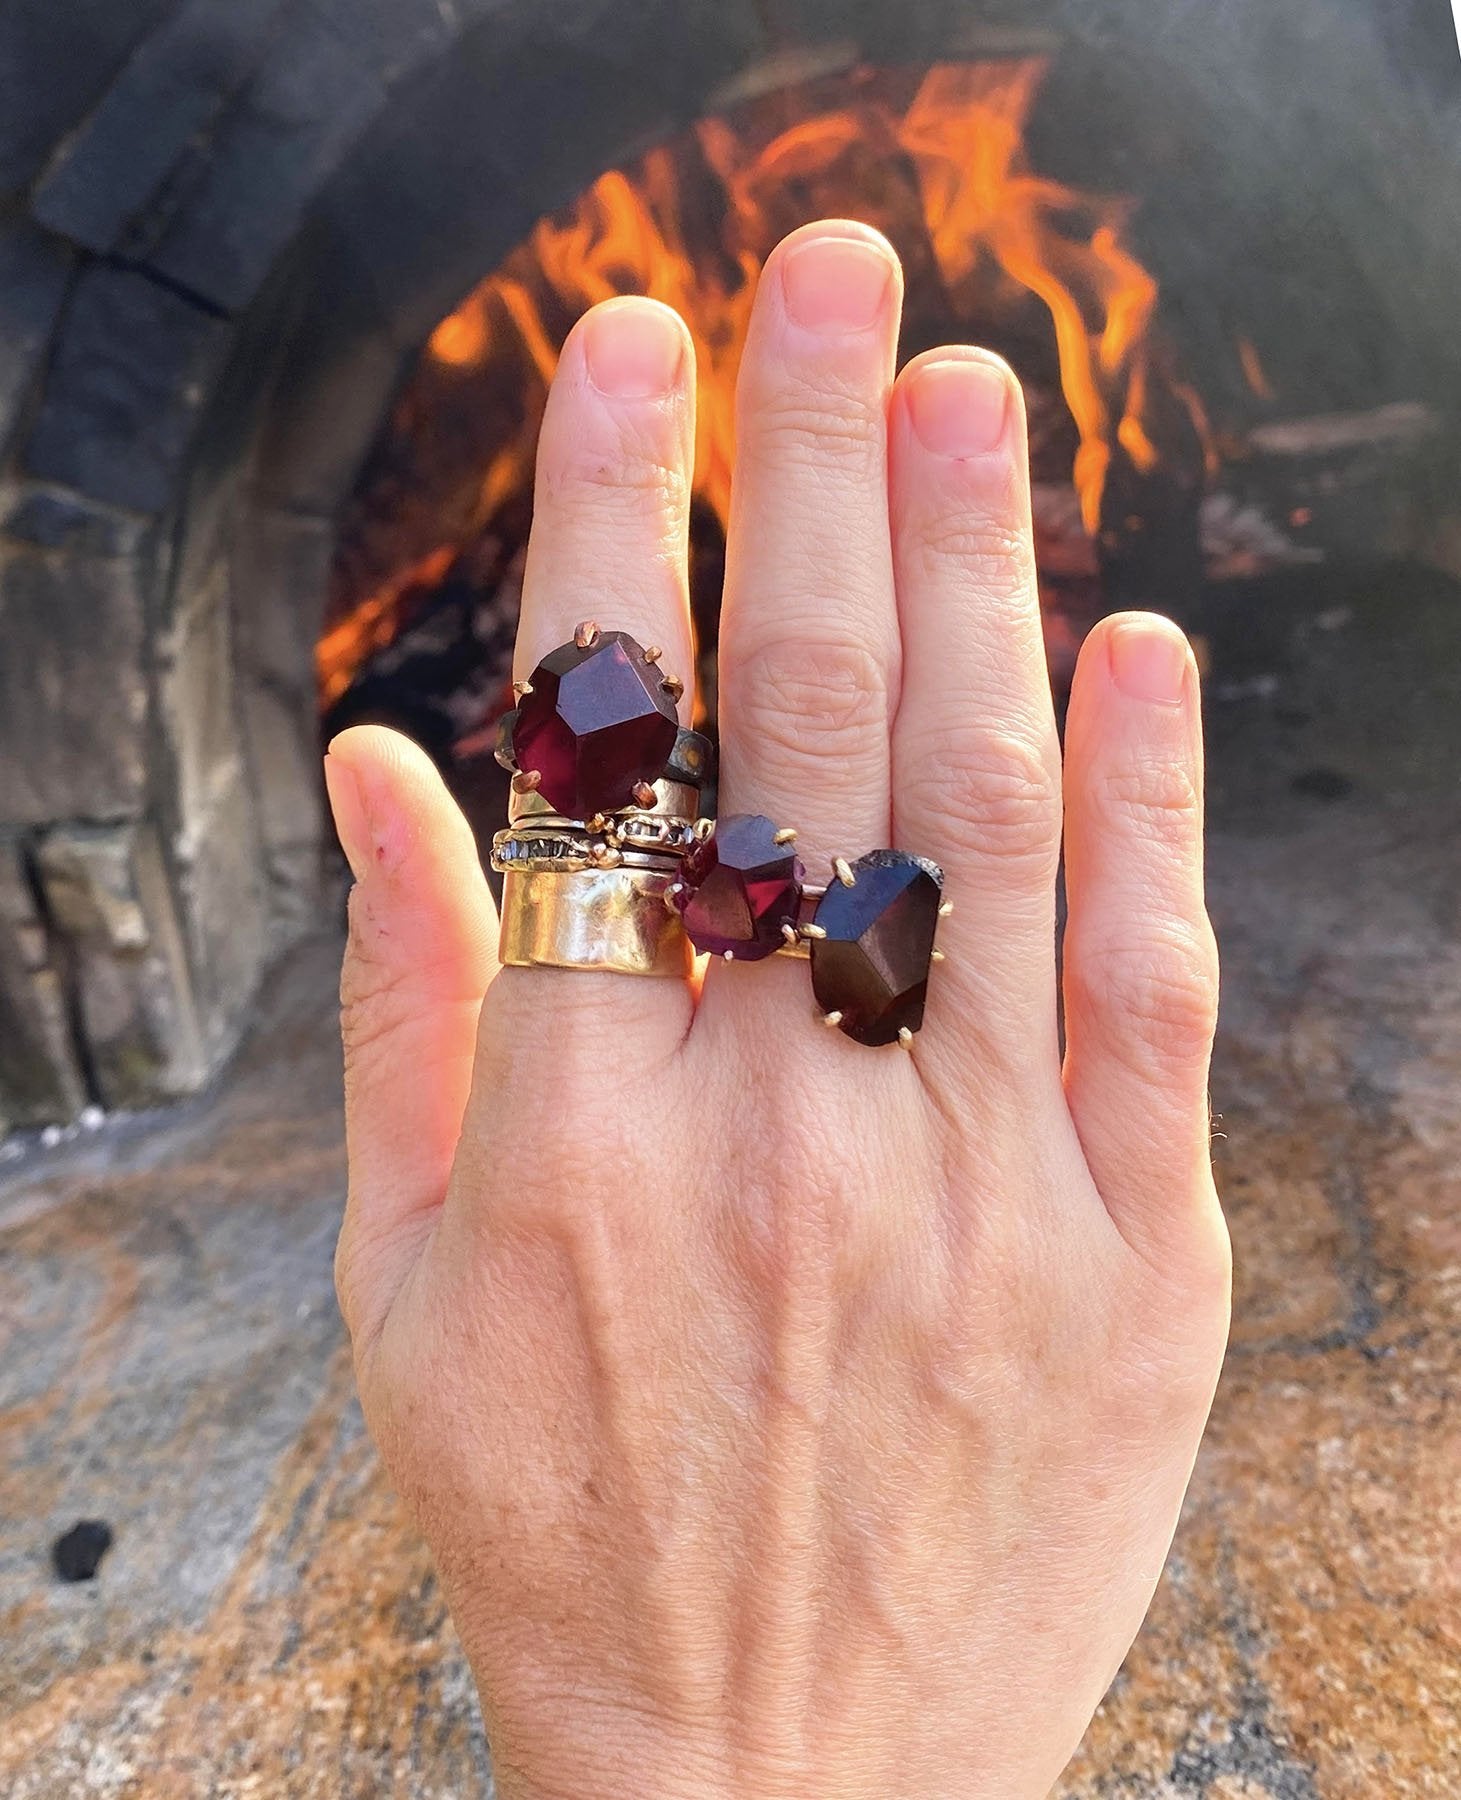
top-left (494, 626), bottom-right (948, 1042)
top-left (494, 623), bottom-right (710, 980)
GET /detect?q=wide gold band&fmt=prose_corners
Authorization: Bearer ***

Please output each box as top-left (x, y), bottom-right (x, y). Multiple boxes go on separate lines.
top-left (498, 866), bottom-right (691, 979)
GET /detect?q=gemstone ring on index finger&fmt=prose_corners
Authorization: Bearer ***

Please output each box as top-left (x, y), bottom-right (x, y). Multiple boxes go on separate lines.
top-left (494, 623), bottom-right (712, 980)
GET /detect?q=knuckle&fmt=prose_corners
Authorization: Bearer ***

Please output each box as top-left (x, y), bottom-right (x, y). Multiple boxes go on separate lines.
top-left (1068, 923), bottom-right (1219, 1066)
top-left (735, 631), bottom-right (889, 762)
top-left (544, 429), bottom-right (690, 517)
top-left (745, 383), bottom-right (884, 472)
top-left (1097, 756), bottom-right (1202, 837)
top-left (915, 726), bottom-right (1061, 867)
top-left (915, 510), bottom-right (1033, 589)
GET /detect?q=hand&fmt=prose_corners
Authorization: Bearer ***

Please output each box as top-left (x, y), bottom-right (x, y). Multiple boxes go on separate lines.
top-left (325, 220), bottom-right (1229, 1800)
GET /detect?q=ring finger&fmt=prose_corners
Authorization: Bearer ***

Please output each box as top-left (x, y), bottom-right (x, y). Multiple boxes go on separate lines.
top-left (887, 348), bottom-right (1064, 1086)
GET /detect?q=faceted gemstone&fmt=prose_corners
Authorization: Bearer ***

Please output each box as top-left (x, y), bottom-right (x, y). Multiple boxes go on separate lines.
top-left (809, 850), bottom-right (945, 1045)
top-left (513, 631), bottom-right (679, 817)
top-left (673, 813), bottom-right (804, 960)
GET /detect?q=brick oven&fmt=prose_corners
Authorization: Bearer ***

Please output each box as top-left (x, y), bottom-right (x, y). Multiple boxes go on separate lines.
top-left (2, 0), bottom-right (1458, 1131)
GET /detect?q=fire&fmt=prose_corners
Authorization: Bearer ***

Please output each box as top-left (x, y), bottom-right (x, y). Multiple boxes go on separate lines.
top-left (323, 59), bottom-right (1187, 708)
top-left (898, 62), bottom-right (1159, 529)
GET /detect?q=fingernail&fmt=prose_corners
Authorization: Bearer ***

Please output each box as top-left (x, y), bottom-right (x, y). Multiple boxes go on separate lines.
top-left (324, 753), bottom-right (371, 880)
top-left (1109, 621), bottom-right (1190, 705)
top-left (583, 302), bottom-right (683, 398)
top-left (907, 358), bottom-right (1011, 457)
top-left (781, 235), bottom-right (893, 333)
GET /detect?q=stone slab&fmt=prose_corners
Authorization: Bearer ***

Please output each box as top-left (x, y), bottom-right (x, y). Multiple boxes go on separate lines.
top-left (0, 836), bottom-right (87, 1128)
top-left (0, 541), bottom-right (149, 827)
top-left (170, 757), bottom-right (271, 1067)
top-left (139, 2), bottom-right (388, 310)
top-left (230, 509), bottom-right (332, 866)
top-left (21, 265), bottom-right (227, 516)
top-left (0, 220), bottom-right (74, 459)
top-left (35, 822), bottom-right (206, 1110)
top-left (0, 481), bottom-right (152, 560)
top-left (0, 0), bottom-right (182, 195)
top-left (30, 0), bottom-right (293, 255)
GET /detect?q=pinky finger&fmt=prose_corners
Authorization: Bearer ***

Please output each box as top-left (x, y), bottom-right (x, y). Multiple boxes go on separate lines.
top-left (1061, 613), bottom-right (1224, 1270)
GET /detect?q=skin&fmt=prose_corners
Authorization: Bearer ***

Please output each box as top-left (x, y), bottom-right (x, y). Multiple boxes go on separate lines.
top-left (324, 220), bottom-right (1230, 1800)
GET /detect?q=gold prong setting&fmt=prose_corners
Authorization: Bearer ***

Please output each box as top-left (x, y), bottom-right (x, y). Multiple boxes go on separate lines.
top-left (801, 848), bottom-right (948, 1050)
top-left (498, 626), bottom-right (710, 821)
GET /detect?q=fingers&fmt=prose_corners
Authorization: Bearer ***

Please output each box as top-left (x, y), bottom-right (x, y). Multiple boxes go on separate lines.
top-left (1060, 614), bottom-right (1223, 1263)
top-left (515, 296), bottom-right (698, 709)
top-left (715, 221), bottom-right (904, 867)
top-left (888, 349), bottom-right (1063, 1078)
top-left (326, 726), bottom-right (498, 1351)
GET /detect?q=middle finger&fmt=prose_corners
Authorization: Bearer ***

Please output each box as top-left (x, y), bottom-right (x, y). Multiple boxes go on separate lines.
top-left (715, 221), bottom-right (904, 871)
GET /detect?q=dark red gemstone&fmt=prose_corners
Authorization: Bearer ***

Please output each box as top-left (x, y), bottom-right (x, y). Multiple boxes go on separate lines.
top-left (673, 814), bottom-right (804, 960)
top-left (809, 851), bottom-right (945, 1045)
top-left (514, 631), bottom-right (679, 817)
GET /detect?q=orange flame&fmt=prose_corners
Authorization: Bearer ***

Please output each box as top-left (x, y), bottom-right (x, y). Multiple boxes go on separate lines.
top-left (898, 63), bottom-right (1159, 530)
top-left (323, 60), bottom-right (1189, 706)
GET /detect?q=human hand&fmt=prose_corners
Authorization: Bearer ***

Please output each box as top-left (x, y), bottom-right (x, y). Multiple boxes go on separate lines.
top-left (325, 219), bottom-right (1229, 1800)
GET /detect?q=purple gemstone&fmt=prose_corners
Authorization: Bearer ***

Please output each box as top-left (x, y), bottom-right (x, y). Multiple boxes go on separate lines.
top-left (673, 814), bottom-right (804, 960)
top-left (809, 851), bottom-right (945, 1045)
top-left (514, 632), bottom-right (679, 817)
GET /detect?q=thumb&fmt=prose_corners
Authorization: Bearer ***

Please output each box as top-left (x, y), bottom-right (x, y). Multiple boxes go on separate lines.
top-left (324, 725), bottom-right (498, 1352)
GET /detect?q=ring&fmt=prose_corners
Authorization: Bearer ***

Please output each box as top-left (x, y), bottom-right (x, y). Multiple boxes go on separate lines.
top-left (495, 621), bottom-right (713, 819)
top-left (496, 624), bottom-right (707, 979)
top-left (499, 865), bottom-right (692, 979)
top-left (669, 815), bottom-right (950, 1047)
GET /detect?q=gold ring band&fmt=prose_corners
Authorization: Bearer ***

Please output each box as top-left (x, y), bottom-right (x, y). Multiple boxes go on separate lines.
top-left (498, 866), bottom-right (691, 979)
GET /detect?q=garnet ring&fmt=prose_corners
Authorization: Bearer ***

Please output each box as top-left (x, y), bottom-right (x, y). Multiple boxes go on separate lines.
top-left (495, 621), bottom-right (713, 820)
top-left (669, 815), bottom-right (951, 1047)
top-left (495, 623), bottom-right (710, 979)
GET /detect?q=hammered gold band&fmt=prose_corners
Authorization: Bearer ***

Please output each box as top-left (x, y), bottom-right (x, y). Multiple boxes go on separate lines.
top-left (498, 866), bottom-right (692, 979)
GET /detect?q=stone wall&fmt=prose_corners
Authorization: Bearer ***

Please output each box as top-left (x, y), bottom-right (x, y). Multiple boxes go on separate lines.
top-left (0, 0), bottom-right (1457, 1128)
